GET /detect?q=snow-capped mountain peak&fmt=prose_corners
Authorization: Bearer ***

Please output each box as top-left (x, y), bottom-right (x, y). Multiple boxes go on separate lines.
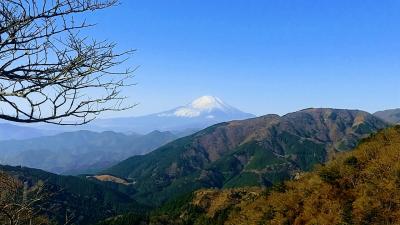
top-left (158, 96), bottom-right (246, 118)
top-left (47, 95), bottom-right (255, 133)
top-left (190, 96), bottom-right (228, 111)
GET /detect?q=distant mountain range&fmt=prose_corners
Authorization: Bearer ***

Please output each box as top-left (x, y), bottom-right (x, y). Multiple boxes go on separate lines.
top-left (90, 96), bottom-right (255, 133)
top-left (103, 108), bottom-right (388, 205)
top-left (33, 96), bottom-right (255, 134)
top-left (0, 96), bottom-right (255, 175)
top-left (0, 130), bottom-right (180, 175)
top-left (1, 97), bottom-right (397, 140)
top-left (0, 96), bottom-right (254, 141)
top-left (374, 108), bottom-right (400, 124)
top-left (0, 123), bottom-right (58, 141)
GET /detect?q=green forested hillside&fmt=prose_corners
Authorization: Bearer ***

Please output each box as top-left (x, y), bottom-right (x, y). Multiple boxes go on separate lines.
top-left (104, 108), bottom-right (387, 205)
top-left (0, 165), bottom-right (144, 225)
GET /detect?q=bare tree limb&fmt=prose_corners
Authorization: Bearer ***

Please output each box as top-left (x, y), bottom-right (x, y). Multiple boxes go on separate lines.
top-left (0, 0), bottom-right (135, 125)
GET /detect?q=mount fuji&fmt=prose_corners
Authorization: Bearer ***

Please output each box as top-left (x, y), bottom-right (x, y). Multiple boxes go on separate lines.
top-left (80, 96), bottom-right (255, 133)
top-left (157, 96), bottom-right (251, 119)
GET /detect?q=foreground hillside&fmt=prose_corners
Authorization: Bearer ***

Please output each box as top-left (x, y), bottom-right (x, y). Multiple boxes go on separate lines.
top-left (111, 125), bottom-right (400, 225)
top-left (104, 108), bottom-right (387, 205)
top-left (0, 165), bottom-right (143, 224)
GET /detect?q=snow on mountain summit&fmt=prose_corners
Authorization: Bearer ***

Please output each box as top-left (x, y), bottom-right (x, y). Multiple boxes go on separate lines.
top-left (54, 96), bottom-right (255, 133)
top-left (190, 96), bottom-right (228, 110)
top-left (158, 96), bottom-right (247, 118)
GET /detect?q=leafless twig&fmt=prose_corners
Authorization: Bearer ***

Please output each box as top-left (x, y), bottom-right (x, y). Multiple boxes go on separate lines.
top-left (0, 0), bottom-right (135, 125)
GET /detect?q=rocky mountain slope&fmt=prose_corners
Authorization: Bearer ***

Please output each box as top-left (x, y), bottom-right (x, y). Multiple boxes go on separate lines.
top-left (103, 108), bottom-right (388, 205)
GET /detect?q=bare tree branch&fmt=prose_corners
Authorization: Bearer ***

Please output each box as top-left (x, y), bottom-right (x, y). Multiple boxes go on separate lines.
top-left (0, 0), bottom-right (135, 125)
top-left (0, 172), bottom-right (51, 225)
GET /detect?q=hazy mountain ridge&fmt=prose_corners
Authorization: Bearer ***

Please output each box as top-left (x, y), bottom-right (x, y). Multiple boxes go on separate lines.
top-left (374, 108), bottom-right (400, 124)
top-left (103, 108), bottom-right (388, 205)
top-left (38, 96), bottom-right (255, 134)
top-left (0, 123), bottom-right (58, 141)
top-left (0, 130), bottom-right (179, 174)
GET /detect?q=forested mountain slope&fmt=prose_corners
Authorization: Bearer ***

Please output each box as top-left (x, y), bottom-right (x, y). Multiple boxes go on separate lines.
top-left (0, 165), bottom-right (143, 225)
top-left (102, 126), bottom-right (400, 225)
top-left (104, 108), bottom-right (387, 205)
top-left (156, 125), bottom-right (400, 225)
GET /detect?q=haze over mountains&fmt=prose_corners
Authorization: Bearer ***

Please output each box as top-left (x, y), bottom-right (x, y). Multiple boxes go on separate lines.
top-left (0, 130), bottom-right (179, 175)
top-left (75, 95), bottom-right (256, 133)
top-left (1, 95), bottom-right (398, 141)
top-left (374, 108), bottom-right (400, 124)
top-left (0, 123), bottom-right (58, 141)
top-left (0, 96), bottom-right (256, 175)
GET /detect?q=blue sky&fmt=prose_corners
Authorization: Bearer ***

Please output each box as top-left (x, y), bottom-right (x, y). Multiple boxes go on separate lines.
top-left (84, 0), bottom-right (400, 117)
